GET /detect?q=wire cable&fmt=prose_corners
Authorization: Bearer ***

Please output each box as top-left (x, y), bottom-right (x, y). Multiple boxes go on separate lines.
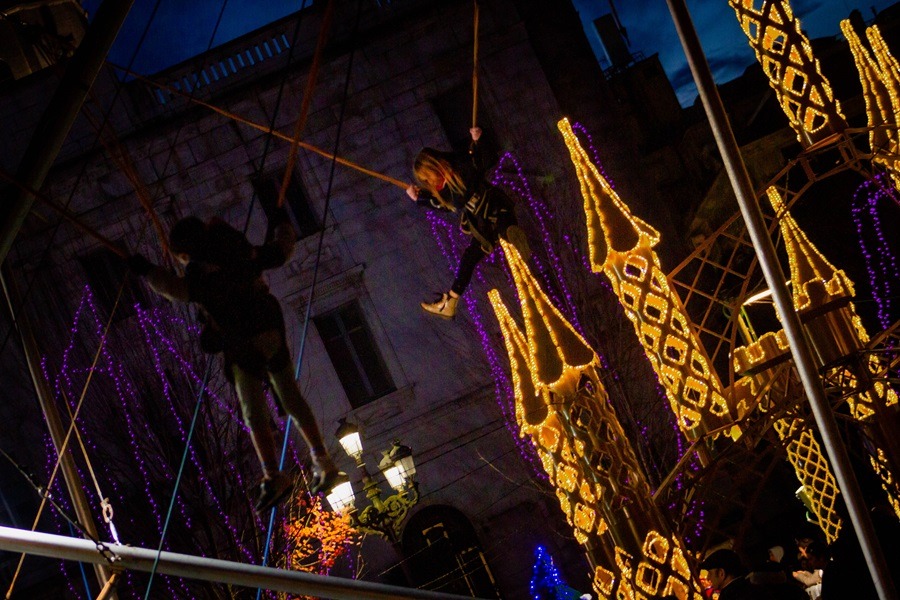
top-left (256, 2), bottom-right (363, 597)
top-left (142, 359), bottom-right (215, 600)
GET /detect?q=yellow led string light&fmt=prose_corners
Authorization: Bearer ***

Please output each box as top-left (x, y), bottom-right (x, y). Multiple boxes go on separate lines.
top-left (558, 117), bottom-right (735, 441)
top-left (489, 252), bottom-right (704, 599)
top-left (773, 418), bottom-right (843, 543)
top-left (766, 188), bottom-right (855, 312)
top-left (730, 332), bottom-right (844, 540)
top-left (871, 448), bottom-right (900, 518)
top-left (842, 20), bottom-right (900, 189)
top-left (768, 186), bottom-right (900, 517)
top-left (728, 0), bottom-right (846, 144)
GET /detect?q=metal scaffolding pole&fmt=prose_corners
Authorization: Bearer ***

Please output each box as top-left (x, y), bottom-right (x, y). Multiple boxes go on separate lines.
top-left (0, 0), bottom-right (135, 265)
top-left (0, 526), bottom-right (483, 600)
top-left (663, 1), bottom-right (897, 598)
top-left (0, 267), bottom-right (117, 596)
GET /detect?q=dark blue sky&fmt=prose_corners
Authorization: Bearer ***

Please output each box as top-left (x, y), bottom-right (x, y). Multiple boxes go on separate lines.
top-left (87, 0), bottom-right (898, 105)
top-left (574, 0), bottom-right (899, 105)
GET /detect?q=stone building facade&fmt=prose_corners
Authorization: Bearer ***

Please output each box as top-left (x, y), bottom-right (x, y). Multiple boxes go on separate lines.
top-left (0, 1), bottom-right (661, 597)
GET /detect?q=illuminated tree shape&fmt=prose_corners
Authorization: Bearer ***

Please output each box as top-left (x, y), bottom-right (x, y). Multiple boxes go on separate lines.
top-left (768, 186), bottom-right (900, 518)
top-left (489, 242), bottom-right (704, 600)
top-left (557, 117), bottom-right (734, 440)
top-left (842, 20), bottom-right (900, 189)
top-left (729, 0), bottom-right (846, 144)
top-left (530, 546), bottom-right (583, 600)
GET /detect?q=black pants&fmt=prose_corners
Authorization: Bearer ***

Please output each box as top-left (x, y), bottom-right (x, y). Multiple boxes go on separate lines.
top-left (450, 207), bottom-right (517, 295)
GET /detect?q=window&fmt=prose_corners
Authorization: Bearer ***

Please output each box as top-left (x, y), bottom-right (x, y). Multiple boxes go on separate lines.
top-left (252, 170), bottom-right (319, 239)
top-left (314, 302), bottom-right (395, 408)
top-left (79, 247), bottom-right (144, 320)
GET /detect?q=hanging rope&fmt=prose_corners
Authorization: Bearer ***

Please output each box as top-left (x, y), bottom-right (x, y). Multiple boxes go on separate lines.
top-left (0, 448), bottom-right (121, 565)
top-left (56, 384), bottom-right (122, 544)
top-left (2, 266), bottom-right (132, 599)
top-left (472, 1), bottom-right (480, 129)
top-left (107, 63), bottom-right (409, 190)
top-left (81, 93), bottom-right (171, 255)
top-left (143, 360), bottom-right (215, 600)
top-left (0, 0), bottom-right (168, 367)
top-left (256, 2), bottom-right (363, 597)
top-left (278, 0), bottom-right (335, 209)
top-left (0, 169), bottom-right (126, 257)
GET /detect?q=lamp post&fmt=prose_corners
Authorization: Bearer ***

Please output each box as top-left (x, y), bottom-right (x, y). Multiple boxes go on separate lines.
top-left (326, 419), bottom-right (420, 546)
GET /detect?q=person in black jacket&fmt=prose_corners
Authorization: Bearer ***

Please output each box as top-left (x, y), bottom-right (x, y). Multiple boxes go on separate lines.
top-left (128, 213), bottom-right (341, 514)
top-left (701, 549), bottom-right (777, 600)
top-left (406, 127), bottom-right (531, 318)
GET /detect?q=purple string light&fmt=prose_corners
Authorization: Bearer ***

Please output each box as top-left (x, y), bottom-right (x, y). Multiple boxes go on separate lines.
top-left (39, 286), bottom-right (283, 596)
top-left (851, 174), bottom-right (900, 331)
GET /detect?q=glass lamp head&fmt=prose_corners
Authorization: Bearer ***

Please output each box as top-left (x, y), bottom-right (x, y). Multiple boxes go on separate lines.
top-left (379, 450), bottom-right (405, 491)
top-left (325, 479), bottom-right (356, 514)
top-left (390, 441), bottom-right (416, 483)
top-left (335, 418), bottom-right (363, 460)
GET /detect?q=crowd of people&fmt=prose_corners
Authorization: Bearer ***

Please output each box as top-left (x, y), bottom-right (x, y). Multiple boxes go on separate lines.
top-left (697, 512), bottom-right (900, 599)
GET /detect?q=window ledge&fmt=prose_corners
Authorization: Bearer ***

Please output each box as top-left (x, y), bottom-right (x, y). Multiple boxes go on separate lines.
top-left (347, 384), bottom-right (415, 426)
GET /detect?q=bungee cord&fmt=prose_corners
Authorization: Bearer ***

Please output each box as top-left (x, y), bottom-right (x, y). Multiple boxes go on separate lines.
top-left (256, 2), bottom-right (363, 597)
top-left (1, 251), bottom-right (135, 599)
top-left (106, 63), bottom-right (409, 190)
top-left (277, 0), bottom-right (335, 210)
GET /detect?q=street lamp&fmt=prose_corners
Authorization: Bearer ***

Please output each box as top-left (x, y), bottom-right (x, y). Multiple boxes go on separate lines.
top-left (326, 419), bottom-right (419, 544)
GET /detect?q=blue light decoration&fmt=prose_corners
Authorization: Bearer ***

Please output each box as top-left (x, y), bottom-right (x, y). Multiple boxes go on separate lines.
top-left (529, 545), bottom-right (585, 600)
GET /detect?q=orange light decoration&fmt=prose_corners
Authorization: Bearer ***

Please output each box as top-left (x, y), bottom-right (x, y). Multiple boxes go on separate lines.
top-left (768, 186), bottom-right (900, 519)
top-left (489, 240), bottom-right (704, 600)
top-left (842, 20), bottom-right (900, 189)
top-left (728, 0), bottom-right (846, 144)
top-left (283, 493), bottom-right (360, 583)
top-left (557, 117), bottom-right (735, 441)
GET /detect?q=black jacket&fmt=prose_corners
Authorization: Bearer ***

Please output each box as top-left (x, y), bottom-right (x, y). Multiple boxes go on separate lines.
top-left (417, 142), bottom-right (514, 252)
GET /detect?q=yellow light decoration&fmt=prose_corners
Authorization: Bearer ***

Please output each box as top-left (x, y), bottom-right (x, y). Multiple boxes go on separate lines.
top-left (773, 418), bottom-right (843, 543)
top-left (871, 448), bottom-right (900, 519)
top-left (766, 187), bottom-right (855, 311)
top-left (769, 186), bottom-right (898, 412)
top-left (488, 258), bottom-right (704, 599)
top-left (558, 117), bottom-right (734, 441)
top-left (729, 0), bottom-right (846, 144)
top-left (842, 20), bottom-right (900, 189)
top-left (767, 186), bottom-right (900, 520)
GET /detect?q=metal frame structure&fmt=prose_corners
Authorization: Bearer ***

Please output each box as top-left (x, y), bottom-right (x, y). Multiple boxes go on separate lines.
top-left (665, 0), bottom-right (895, 596)
top-left (0, 526), bottom-right (483, 600)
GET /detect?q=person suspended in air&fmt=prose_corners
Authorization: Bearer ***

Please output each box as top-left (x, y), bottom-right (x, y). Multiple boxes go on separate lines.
top-left (405, 126), bottom-right (531, 319)
top-left (127, 208), bottom-right (342, 514)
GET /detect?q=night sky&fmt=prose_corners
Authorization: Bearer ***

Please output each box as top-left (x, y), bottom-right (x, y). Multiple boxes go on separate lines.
top-left (575, 0), bottom-right (900, 105)
top-left (85, 0), bottom-right (900, 105)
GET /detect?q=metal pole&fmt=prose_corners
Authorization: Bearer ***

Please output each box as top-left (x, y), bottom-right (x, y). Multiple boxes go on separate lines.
top-left (0, 267), bottom-right (117, 595)
top-left (663, 1), bottom-right (897, 598)
top-left (0, 0), bottom-right (135, 265)
top-left (0, 526), bottom-right (483, 600)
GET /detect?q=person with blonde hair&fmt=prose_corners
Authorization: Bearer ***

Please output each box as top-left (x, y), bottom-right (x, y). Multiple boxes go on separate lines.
top-left (406, 127), bottom-right (530, 318)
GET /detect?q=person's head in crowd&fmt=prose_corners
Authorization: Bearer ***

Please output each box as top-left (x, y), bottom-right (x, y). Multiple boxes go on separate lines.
top-left (700, 548), bottom-right (746, 592)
